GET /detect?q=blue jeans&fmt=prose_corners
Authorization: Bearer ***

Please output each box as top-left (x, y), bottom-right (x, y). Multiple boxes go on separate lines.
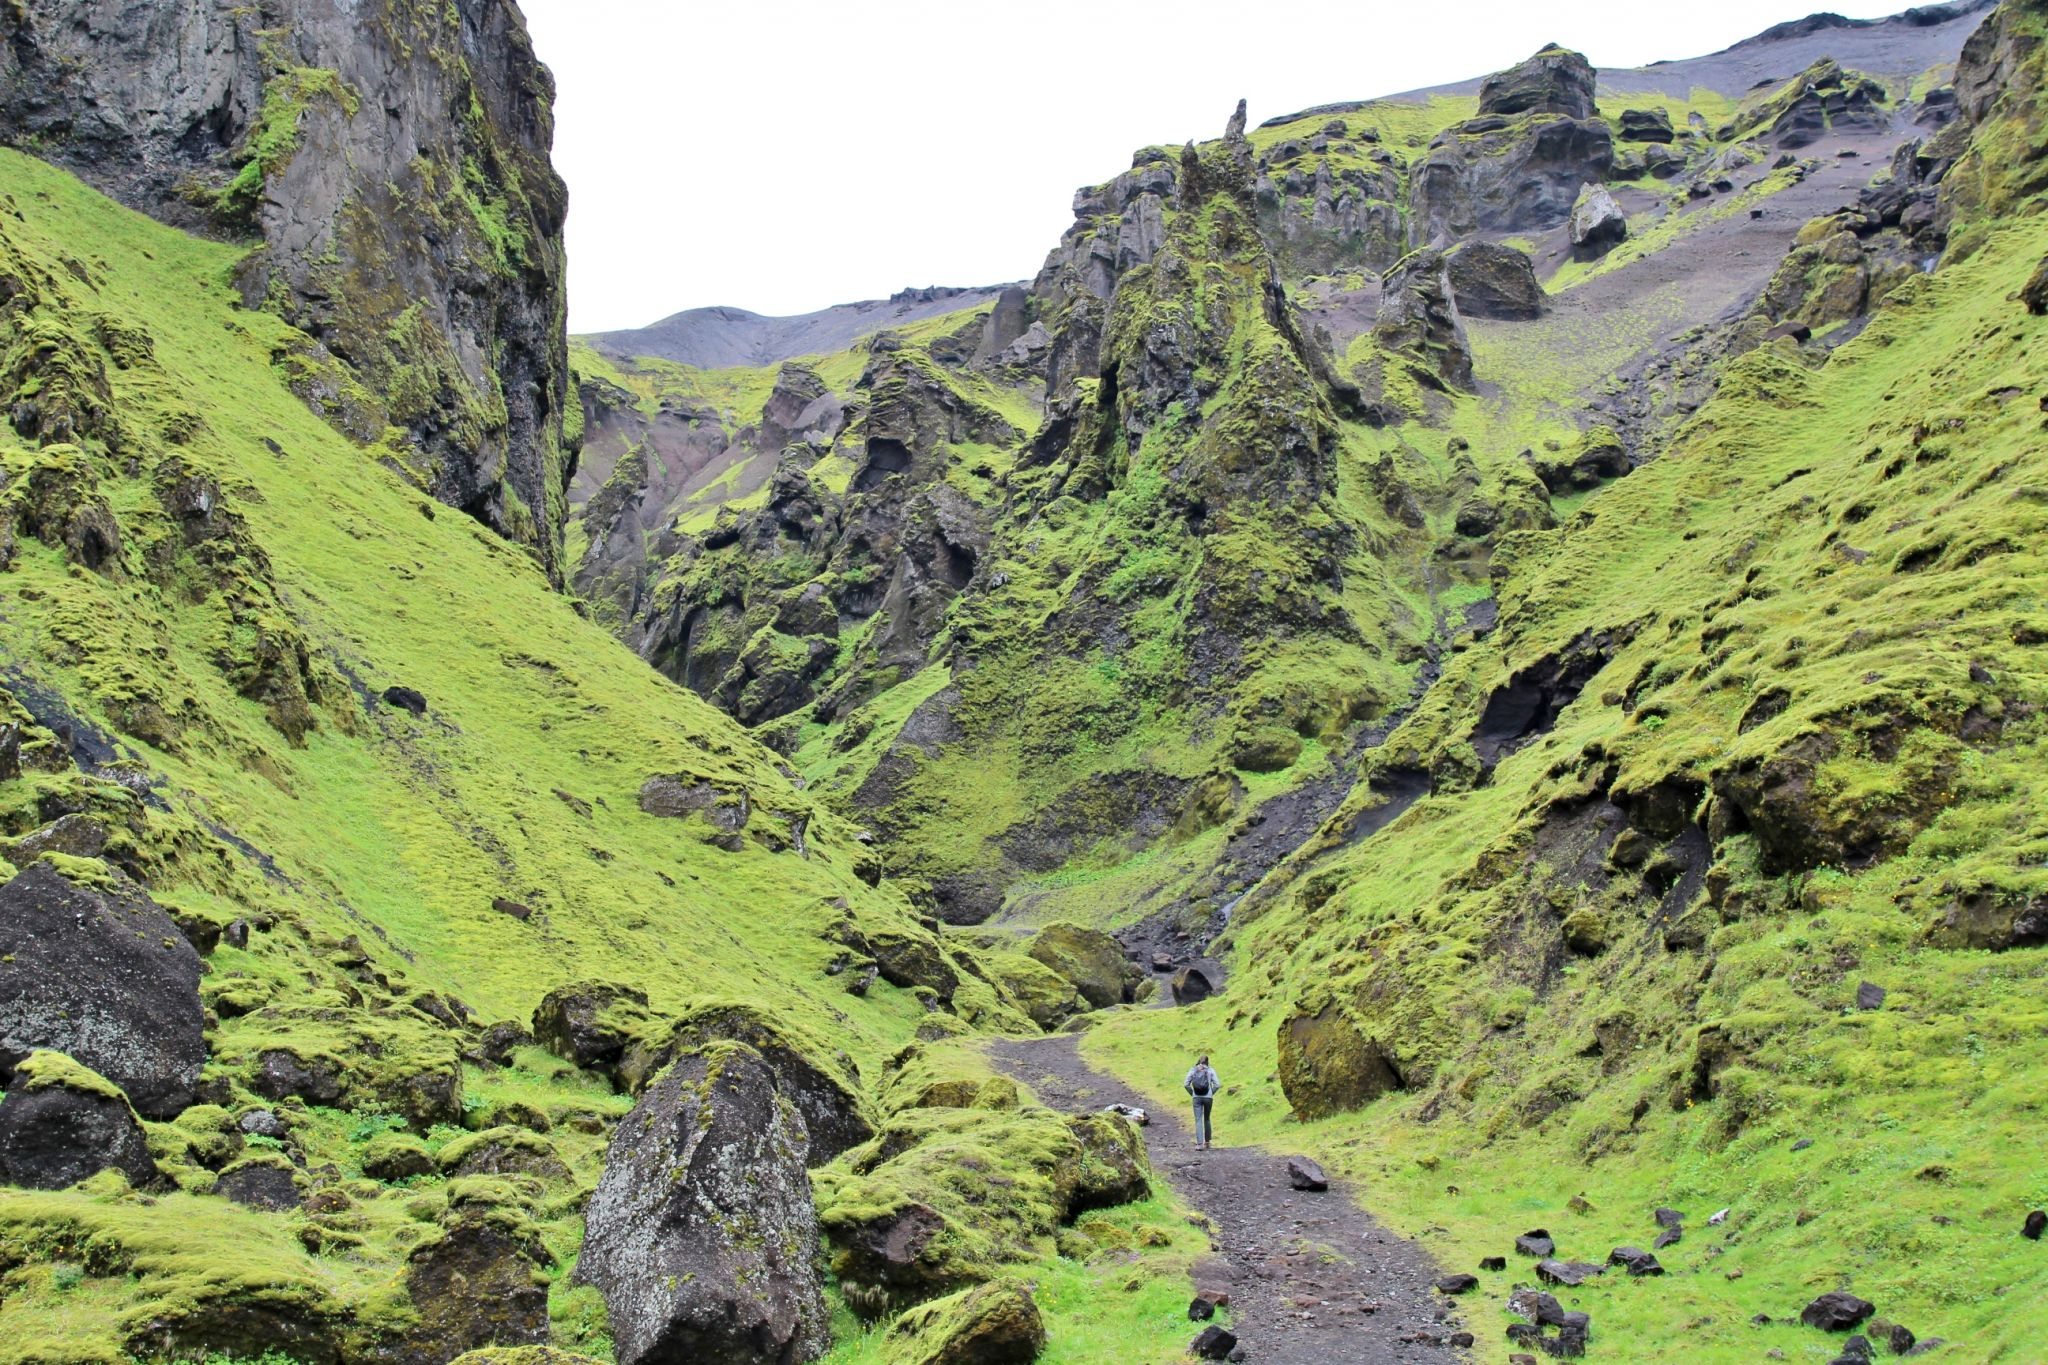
top-left (1192, 1096), bottom-right (1214, 1145)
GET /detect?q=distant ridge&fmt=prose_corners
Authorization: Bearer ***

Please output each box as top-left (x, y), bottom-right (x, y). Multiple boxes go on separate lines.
top-left (587, 283), bottom-right (1019, 369)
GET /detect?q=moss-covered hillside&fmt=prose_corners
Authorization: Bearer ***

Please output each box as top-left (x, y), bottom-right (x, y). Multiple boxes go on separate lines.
top-left (0, 143), bottom-right (1046, 1360)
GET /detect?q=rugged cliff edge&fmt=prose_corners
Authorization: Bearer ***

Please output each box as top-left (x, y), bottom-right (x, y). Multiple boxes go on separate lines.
top-left (0, 0), bottom-right (576, 581)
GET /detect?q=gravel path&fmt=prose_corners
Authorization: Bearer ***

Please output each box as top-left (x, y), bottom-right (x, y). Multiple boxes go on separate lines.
top-left (991, 1034), bottom-right (1472, 1363)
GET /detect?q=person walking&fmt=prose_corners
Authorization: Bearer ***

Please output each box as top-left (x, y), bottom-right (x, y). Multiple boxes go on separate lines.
top-left (1184, 1054), bottom-right (1219, 1150)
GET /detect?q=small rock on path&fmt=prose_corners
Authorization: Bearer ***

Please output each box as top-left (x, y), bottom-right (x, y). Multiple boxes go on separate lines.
top-left (991, 1034), bottom-right (1469, 1362)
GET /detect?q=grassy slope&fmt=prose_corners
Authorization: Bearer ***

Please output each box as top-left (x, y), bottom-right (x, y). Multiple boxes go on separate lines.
top-left (1084, 207), bottom-right (2048, 1362)
top-left (0, 146), bottom-right (969, 1360)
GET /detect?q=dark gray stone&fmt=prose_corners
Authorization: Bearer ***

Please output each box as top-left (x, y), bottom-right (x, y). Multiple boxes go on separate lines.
top-left (0, 1054), bottom-right (156, 1189)
top-left (1287, 1155), bottom-right (1329, 1191)
top-left (576, 1042), bottom-right (829, 1365)
top-left (1803, 1291), bottom-right (1877, 1331)
top-left (0, 862), bottom-right (206, 1119)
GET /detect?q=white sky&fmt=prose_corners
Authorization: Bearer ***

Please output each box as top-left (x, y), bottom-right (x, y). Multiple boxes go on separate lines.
top-left (520, 0), bottom-right (1911, 333)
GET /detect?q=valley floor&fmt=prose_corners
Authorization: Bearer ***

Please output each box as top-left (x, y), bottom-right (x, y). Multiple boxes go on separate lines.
top-left (992, 1035), bottom-right (1464, 1362)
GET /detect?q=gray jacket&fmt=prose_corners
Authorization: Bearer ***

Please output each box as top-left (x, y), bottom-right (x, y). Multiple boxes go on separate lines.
top-left (1184, 1064), bottom-right (1219, 1098)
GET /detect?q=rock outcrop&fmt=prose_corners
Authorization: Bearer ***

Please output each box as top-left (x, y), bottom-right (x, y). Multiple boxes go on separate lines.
top-left (1446, 242), bottom-right (1547, 320)
top-left (0, 1051), bottom-right (157, 1189)
top-left (1412, 47), bottom-right (1612, 240)
top-left (576, 1043), bottom-right (830, 1365)
top-left (0, 0), bottom-right (575, 579)
top-left (1570, 184), bottom-right (1629, 259)
top-left (0, 862), bottom-right (206, 1119)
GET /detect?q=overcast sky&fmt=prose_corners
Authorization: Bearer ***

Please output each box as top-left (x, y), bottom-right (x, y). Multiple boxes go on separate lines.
top-left (519, 0), bottom-right (1913, 334)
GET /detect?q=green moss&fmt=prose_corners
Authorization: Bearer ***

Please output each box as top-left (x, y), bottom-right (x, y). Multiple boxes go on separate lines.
top-left (216, 66), bottom-right (361, 228)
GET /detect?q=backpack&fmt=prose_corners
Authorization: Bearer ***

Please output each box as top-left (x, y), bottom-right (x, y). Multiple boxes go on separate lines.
top-left (1190, 1064), bottom-right (1217, 1097)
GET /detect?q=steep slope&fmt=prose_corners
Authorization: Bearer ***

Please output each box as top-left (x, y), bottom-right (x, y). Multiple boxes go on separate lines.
top-left (1084, 3), bottom-right (2048, 1359)
top-left (0, 118), bottom-right (1220, 1365)
top-left (0, 0), bottom-right (576, 582)
top-left (568, 1), bottom-right (1990, 943)
top-left (0, 142), bottom-right (990, 1360)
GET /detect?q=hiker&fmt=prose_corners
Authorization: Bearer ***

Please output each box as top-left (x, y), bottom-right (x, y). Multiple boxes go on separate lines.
top-left (1184, 1054), bottom-right (1219, 1150)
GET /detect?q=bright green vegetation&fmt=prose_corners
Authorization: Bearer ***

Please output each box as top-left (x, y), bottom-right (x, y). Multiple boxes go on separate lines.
top-left (1085, 158), bottom-right (2048, 1363)
top-left (0, 145), bottom-right (984, 1358)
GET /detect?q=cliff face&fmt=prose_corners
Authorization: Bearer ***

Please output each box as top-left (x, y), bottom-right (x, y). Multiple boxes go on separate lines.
top-left (0, 0), bottom-right (574, 581)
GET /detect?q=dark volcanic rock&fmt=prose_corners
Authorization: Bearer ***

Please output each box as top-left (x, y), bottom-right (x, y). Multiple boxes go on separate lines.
top-left (381, 686), bottom-right (428, 716)
top-left (1857, 981), bottom-right (1888, 1010)
top-left (1191, 1324), bottom-right (1238, 1360)
top-left (0, 862), bottom-right (206, 1119)
top-left (1287, 1155), bottom-right (1330, 1191)
top-left (1536, 1258), bottom-right (1606, 1287)
top-left (576, 1042), bottom-right (829, 1365)
top-left (887, 1279), bottom-right (1046, 1365)
top-left (403, 1213), bottom-right (554, 1362)
top-left (0, 1052), bottom-right (157, 1189)
top-left (1570, 184), bottom-right (1629, 259)
top-left (1412, 114), bottom-right (1614, 239)
top-left (1171, 965), bottom-right (1215, 1005)
top-left (1516, 1229), bottom-right (1557, 1257)
top-left (2026, 1209), bottom-right (2046, 1240)
top-left (1437, 1273), bottom-right (1480, 1294)
top-left (1619, 108), bottom-right (1677, 142)
top-left (1446, 242), bottom-right (1547, 320)
top-left (619, 1001), bottom-right (874, 1165)
top-left (1803, 1291), bottom-right (1877, 1331)
top-left (1480, 46), bottom-right (1599, 120)
top-left (1607, 1245), bottom-right (1664, 1276)
top-left (215, 1159), bottom-right (302, 1212)
top-left (0, 0), bottom-right (576, 579)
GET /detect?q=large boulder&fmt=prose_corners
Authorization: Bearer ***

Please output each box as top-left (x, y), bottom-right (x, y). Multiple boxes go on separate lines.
top-left (1276, 1003), bottom-right (1406, 1119)
top-left (1027, 923), bottom-right (1140, 1010)
top-left (887, 1279), bottom-right (1047, 1365)
top-left (0, 1051), bottom-right (157, 1189)
top-left (1618, 108), bottom-right (1676, 143)
top-left (1412, 116), bottom-right (1614, 240)
top-left (0, 862), bottom-right (206, 1119)
top-left (984, 953), bottom-right (1087, 1031)
top-left (1374, 249), bottom-right (1474, 390)
top-left (1479, 45), bottom-right (1598, 120)
top-left (1570, 184), bottom-right (1629, 260)
top-left (576, 1042), bottom-right (830, 1365)
top-left (401, 1213), bottom-right (554, 1362)
top-left (1060, 1114), bottom-right (1152, 1214)
top-left (530, 980), bottom-right (652, 1077)
top-left (1446, 242), bottom-right (1546, 320)
top-left (617, 1000), bottom-right (875, 1165)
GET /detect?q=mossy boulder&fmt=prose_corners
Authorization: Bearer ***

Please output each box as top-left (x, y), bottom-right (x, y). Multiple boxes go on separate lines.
top-left (1276, 1003), bottom-right (1406, 1120)
top-left (1230, 725), bottom-right (1305, 774)
top-left (1059, 1114), bottom-right (1152, 1215)
top-left (886, 1278), bottom-right (1047, 1365)
top-left (617, 999), bottom-right (873, 1165)
top-left (530, 980), bottom-right (653, 1077)
top-left (984, 952), bottom-right (1086, 1030)
top-left (437, 1126), bottom-right (571, 1182)
top-left (0, 1050), bottom-right (157, 1189)
top-left (576, 1041), bottom-right (829, 1365)
top-left (817, 1106), bottom-right (1151, 1319)
top-left (400, 1211), bottom-right (554, 1362)
top-left (1026, 923), bottom-right (1139, 1011)
top-left (214, 1154), bottom-right (302, 1211)
top-left (362, 1132), bottom-right (436, 1181)
top-left (0, 861), bottom-right (206, 1119)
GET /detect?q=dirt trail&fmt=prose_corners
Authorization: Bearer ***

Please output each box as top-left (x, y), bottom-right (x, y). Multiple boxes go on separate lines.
top-left (991, 1034), bottom-right (1470, 1363)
